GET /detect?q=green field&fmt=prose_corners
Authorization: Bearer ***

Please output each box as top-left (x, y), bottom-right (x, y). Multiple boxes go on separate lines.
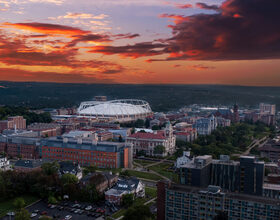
top-left (148, 163), bottom-right (178, 182)
top-left (126, 170), bottom-right (162, 181)
top-left (0, 195), bottom-right (39, 217)
top-left (134, 159), bottom-right (155, 166)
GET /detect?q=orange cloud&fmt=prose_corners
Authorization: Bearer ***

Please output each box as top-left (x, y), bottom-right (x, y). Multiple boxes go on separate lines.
top-left (3, 22), bottom-right (89, 36)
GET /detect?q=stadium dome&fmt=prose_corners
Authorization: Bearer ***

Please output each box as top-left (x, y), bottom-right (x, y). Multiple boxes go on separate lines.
top-left (77, 99), bottom-right (153, 122)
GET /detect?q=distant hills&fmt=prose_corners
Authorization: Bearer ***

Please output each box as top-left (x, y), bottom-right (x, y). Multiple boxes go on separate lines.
top-left (0, 81), bottom-right (280, 112)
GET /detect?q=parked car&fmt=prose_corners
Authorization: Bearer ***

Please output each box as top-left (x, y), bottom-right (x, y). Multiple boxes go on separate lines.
top-left (50, 205), bottom-right (56, 209)
top-left (65, 215), bottom-right (72, 220)
top-left (7, 212), bottom-right (15, 216)
top-left (85, 205), bottom-right (92, 211)
top-left (41, 211), bottom-right (48, 215)
top-left (30, 213), bottom-right (37, 218)
top-left (33, 210), bottom-right (39, 213)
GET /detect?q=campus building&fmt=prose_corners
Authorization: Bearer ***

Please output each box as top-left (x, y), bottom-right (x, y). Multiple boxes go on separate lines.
top-left (157, 181), bottom-right (280, 220)
top-left (193, 115), bottom-right (217, 135)
top-left (126, 122), bottom-right (176, 157)
top-left (0, 116), bottom-right (26, 132)
top-left (41, 137), bottom-right (133, 168)
top-left (0, 135), bottom-right (40, 159)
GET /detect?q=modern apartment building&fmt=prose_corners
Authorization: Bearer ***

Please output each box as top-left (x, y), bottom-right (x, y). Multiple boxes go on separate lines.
top-left (179, 155), bottom-right (264, 196)
top-left (157, 181), bottom-right (280, 220)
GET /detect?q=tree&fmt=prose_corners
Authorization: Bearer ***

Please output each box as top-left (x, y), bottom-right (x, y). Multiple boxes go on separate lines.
top-left (61, 173), bottom-right (78, 185)
top-left (48, 196), bottom-right (57, 204)
top-left (122, 194), bottom-right (134, 207)
top-left (15, 209), bottom-right (30, 220)
top-left (153, 145), bottom-right (166, 155)
top-left (120, 170), bottom-right (131, 177)
top-left (83, 165), bottom-right (96, 176)
top-left (145, 119), bottom-right (150, 128)
top-left (41, 162), bottom-right (59, 176)
top-left (14, 197), bottom-right (25, 209)
top-left (123, 205), bottom-right (153, 220)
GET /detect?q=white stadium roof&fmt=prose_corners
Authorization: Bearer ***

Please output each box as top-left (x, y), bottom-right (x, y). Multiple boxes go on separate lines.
top-left (78, 99), bottom-right (152, 117)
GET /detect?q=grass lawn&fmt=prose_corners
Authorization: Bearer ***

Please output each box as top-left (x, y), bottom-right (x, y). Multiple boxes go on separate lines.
top-left (134, 159), bottom-right (155, 166)
top-left (0, 195), bottom-right (39, 217)
top-left (126, 170), bottom-right (162, 181)
top-left (148, 163), bottom-right (179, 183)
top-left (145, 187), bottom-right (157, 198)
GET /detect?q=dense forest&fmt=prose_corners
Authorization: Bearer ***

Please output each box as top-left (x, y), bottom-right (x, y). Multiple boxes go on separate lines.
top-left (0, 82), bottom-right (280, 112)
top-left (0, 106), bottom-right (52, 125)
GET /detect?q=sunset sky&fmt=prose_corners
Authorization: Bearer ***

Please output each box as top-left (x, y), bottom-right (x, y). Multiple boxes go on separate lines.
top-left (0, 0), bottom-right (280, 85)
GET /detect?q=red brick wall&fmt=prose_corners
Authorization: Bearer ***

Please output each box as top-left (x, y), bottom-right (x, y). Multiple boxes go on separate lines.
top-left (42, 146), bottom-right (118, 168)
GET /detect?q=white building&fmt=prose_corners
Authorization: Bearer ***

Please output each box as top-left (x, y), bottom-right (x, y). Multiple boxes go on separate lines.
top-left (0, 156), bottom-right (11, 171)
top-left (175, 151), bottom-right (192, 168)
top-left (105, 178), bottom-right (145, 205)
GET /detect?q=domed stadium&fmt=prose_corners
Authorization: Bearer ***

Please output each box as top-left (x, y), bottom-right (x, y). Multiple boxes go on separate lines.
top-left (78, 99), bottom-right (153, 122)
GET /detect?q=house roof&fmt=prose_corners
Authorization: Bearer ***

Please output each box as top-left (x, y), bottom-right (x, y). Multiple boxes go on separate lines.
top-left (128, 132), bottom-right (166, 140)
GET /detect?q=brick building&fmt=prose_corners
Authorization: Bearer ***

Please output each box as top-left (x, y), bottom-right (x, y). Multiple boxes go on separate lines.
top-left (0, 116), bottom-right (26, 132)
top-left (41, 137), bottom-right (133, 168)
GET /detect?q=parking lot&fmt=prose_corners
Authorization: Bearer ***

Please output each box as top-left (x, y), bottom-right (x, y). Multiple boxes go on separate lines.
top-left (1, 200), bottom-right (117, 220)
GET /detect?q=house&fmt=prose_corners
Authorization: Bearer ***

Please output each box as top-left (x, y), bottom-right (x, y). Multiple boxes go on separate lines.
top-left (175, 151), bottom-right (192, 169)
top-left (80, 172), bottom-right (118, 193)
top-left (0, 155), bottom-right (11, 171)
top-left (58, 161), bottom-right (83, 180)
top-left (105, 178), bottom-right (145, 205)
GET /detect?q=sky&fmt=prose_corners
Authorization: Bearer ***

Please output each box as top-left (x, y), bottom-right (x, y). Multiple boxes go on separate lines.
top-left (0, 0), bottom-right (280, 85)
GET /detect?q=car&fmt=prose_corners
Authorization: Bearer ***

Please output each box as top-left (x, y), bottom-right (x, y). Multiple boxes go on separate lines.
top-left (30, 213), bottom-right (37, 218)
top-left (65, 215), bottom-right (72, 220)
top-left (41, 211), bottom-right (48, 215)
top-left (33, 210), bottom-right (39, 213)
top-left (58, 206), bottom-right (64, 211)
top-left (7, 212), bottom-right (15, 216)
top-left (85, 205), bottom-right (92, 211)
top-left (50, 205), bottom-right (56, 209)
top-left (74, 209), bottom-right (80, 214)
top-left (78, 210), bottom-right (84, 215)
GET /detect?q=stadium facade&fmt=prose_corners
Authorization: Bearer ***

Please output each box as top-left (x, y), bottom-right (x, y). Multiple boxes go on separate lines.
top-left (77, 99), bottom-right (153, 122)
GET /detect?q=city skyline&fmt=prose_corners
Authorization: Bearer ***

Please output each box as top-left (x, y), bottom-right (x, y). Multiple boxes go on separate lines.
top-left (0, 0), bottom-right (280, 85)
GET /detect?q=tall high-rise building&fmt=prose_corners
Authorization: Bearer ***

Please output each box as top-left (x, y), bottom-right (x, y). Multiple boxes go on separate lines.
top-left (239, 156), bottom-right (264, 196)
top-left (259, 103), bottom-right (276, 115)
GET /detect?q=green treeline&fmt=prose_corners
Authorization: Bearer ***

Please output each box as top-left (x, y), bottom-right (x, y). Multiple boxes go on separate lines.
top-left (0, 106), bottom-right (52, 125)
top-left (176, 122), bottom-right (275, 159)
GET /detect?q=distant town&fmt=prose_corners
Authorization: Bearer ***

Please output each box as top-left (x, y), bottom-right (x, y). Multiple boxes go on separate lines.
top-left (0, 96), bottom-right (279, 220)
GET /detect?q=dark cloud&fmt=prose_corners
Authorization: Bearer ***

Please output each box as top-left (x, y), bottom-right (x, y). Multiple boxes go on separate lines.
top-left (90, 0), bottom-right (280, 62)
top-left (196, 2), bottom-right (219, 10)
top-left (113, 33), bottom-right (140, 39)
top-left (89, 42), bottom-right (168, 58)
